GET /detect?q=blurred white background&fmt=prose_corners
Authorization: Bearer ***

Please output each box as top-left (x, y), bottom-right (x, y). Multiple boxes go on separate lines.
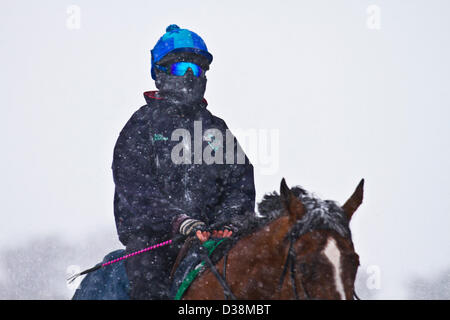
top-left (0, 0), bottom-right (449, 299)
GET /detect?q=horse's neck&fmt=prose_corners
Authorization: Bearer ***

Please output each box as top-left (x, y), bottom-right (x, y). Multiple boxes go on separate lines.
top-left (227, 216), bottom-right (292, 298)
top-left (246, 216), bottom-right (291, 249)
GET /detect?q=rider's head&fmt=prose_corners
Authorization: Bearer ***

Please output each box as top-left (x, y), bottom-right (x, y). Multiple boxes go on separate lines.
top-left (151, 25), bottom-right (213, 104)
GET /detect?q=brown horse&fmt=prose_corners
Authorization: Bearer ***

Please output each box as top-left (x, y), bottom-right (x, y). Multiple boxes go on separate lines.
top-left (183, 178), bottom-right (364, 300)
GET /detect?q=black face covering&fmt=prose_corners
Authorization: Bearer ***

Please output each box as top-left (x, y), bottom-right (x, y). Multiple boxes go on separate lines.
top-left (155, 67), bottom-right (207, 105)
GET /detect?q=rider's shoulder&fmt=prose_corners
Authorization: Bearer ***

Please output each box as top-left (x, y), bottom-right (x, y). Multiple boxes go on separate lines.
top-left (209, 113), bottom-right (229, 129)
top-left (126, 104), bottom-right (152, 125)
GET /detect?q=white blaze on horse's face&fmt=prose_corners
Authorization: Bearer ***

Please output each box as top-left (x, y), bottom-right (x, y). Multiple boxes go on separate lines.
top-left (322, 237), bottom-right (346, 300)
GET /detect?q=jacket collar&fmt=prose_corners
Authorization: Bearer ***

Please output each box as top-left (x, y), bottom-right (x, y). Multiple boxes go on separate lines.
top-left (143, 90), bottom-right (208, 109)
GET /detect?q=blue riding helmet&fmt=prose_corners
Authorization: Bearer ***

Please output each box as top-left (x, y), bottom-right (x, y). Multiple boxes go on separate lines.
top-left (151, 24), bottom-right (213, 80)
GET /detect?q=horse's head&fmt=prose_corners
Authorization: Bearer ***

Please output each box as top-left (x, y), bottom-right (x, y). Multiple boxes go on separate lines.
top-left (279, 178), bottom-right (364, 300)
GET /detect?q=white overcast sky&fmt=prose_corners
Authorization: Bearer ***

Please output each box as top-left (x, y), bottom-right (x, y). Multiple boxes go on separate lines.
top-left (0, 0), bottom-right (449, 299)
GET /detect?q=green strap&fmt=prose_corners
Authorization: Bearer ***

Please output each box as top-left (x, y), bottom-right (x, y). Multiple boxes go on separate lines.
top-left (174, 239), bottom-right (225, 300)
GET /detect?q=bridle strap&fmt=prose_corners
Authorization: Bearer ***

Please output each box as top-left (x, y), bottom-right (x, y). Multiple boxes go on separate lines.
top-left (223, 253), bottom-right (229, 300)
top-left (199, 236), bottom-right (361, 301)
top-left (198, 244), bottom-right (236, 300)
top-left (279, 234), bottom-right (362, 300)
top-left (278, 247), bottom-right (291, 291)
top-left (289, 247), bottom-right (300, 300)
top-left (278, 236), bottom-right (310, 300)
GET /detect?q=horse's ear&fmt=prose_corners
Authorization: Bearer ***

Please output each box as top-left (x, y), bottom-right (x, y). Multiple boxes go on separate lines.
top-left (342, 179), bottom-right (364, 220)
top-left (280, 178), bottom-right (305, 223)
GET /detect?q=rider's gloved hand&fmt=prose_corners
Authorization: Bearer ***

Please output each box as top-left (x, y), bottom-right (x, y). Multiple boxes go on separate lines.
top-left (208, 222), bottom-right (234, 239)
top-left (211, 229), bottom-right (233, 238)
top-left (179, 218), bottom-right (207, 236)
top-left (175, 216), bottom-right (233, 243)
top-left (195, 230), bottom-right (211, 243)
top-left (195, 228), bottom-right (232, 243)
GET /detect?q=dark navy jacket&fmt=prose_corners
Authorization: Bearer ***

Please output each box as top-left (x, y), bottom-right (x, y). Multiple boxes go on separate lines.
top-left (112, 91), bottom-right (256, 246)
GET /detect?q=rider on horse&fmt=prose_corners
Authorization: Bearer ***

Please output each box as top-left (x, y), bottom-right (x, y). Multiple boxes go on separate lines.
top-left (112, 24), bottom-right (256, 300)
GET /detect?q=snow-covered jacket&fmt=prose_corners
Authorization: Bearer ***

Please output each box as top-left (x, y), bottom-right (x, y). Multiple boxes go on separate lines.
top-left (112, 91), bottom-right (255, 245)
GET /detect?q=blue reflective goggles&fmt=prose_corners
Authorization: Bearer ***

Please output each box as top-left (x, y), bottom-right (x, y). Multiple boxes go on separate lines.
top-left (155, 62), bottom-right (203, 77)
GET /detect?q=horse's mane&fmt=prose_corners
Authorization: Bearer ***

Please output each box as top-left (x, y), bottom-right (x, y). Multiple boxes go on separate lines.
top-left (226, 186), bottom-right (351, 240)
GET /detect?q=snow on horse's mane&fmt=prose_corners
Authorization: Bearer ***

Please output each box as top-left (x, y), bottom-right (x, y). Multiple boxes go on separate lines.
top-left (228, 186), bottom-right (351, 239)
